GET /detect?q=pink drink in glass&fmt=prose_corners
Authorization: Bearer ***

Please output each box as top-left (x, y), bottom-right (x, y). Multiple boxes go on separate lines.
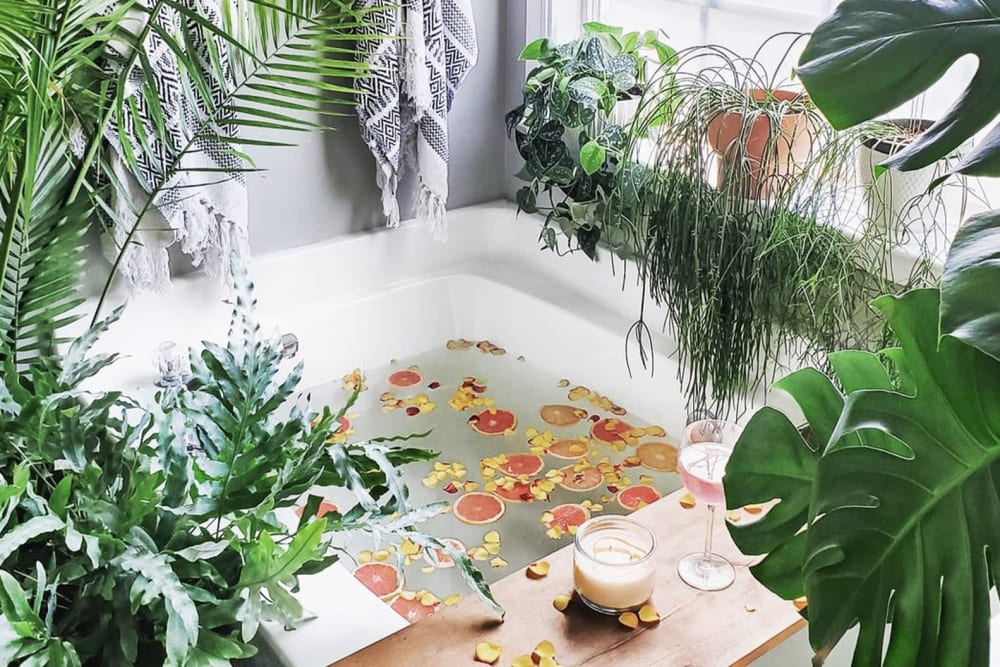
top-left (677, 443), bottom-right (731, 506)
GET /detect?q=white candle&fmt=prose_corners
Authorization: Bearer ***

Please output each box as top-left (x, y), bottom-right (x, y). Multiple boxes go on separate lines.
top-left (573, 517), bottom-right (656, 613)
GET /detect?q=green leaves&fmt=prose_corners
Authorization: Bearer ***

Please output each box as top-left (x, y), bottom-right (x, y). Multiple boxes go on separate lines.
top-left (519, 37), bottom-right (551, 62)
top-left (797, 0), bottom-right (1000, 175)
top-left (579, 141), bottom-right (606, 175)
top-left (727, 289), bottom-right (1000, 666)
top-left (940, 210), bottom-right (1000, 362)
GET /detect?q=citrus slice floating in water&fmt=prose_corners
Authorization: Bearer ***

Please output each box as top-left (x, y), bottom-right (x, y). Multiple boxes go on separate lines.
top-left (590, 418), bottom-right (635, 444)
top-left (425, 538), bottom-right (465, 568)
top-left (497, 453), bottom-right (544, 477)
top-left (557, 465), bottom-right (603, 492)
top-left (469, 408), bottom-right (517, 436)
top-left (353, 562), bottom-right (403, 600)
top-left (616, 484), bottom-right (662, 511)
top-left (387, 368), bottom-right (422, 388)
top-left (539, 404), bottom-right (588, 427)
top-left (547, 439), bottom-right (590, 460)
top-left (543, 503), bottom-right (591, 532)
top-left (391, 594), bottom-right (439, 623)
top-left (453, 492), bottom-right (506, 525)
top-left (635, 441), bottom-right (678, 472)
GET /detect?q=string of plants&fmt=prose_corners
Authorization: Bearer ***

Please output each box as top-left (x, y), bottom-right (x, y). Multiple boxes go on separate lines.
top-left (0, 2), bottom-right (496, 665)
top-left (508, 27), bottom-right (967, 417)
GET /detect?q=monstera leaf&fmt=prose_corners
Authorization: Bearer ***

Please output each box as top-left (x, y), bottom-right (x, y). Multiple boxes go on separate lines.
top-left (941, 210), bottom-right (1000, 363)
top-left (797, 0), bottom-right (1000, 176)
top-left (727, 289), bottom-right (1000, 666)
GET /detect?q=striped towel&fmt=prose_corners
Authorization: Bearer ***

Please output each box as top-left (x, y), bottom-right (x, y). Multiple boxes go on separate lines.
top-left (355, 0), bottom-right (478, 239)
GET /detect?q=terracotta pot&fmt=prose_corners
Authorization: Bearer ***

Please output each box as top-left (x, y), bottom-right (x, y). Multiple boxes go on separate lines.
top-left (705, 89), bottom-right (813, 200)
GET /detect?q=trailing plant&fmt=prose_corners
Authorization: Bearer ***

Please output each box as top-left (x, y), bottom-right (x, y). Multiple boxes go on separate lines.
top-left (612, 40), bottom-right (949, 416)
top-left (505, 22), bottom-right (675, 258)
top-left (0, 266), bottom-right (498, 666)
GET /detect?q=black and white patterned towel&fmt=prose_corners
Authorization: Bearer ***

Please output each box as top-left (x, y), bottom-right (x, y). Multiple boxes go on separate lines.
top-left (355, 0), bottom-right (478, 239)
top-left (101, 0), bottom-right (248, 290)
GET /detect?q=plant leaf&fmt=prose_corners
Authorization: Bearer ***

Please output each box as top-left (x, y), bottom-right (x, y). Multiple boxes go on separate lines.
top-left (797, 0), bottom-right (1000, 175)
top-left (941, 210), bottom-right (1000, 363)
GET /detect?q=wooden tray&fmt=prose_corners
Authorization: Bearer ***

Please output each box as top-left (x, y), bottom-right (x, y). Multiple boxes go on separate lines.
top-left (333, 488), bottom-right (805, 666)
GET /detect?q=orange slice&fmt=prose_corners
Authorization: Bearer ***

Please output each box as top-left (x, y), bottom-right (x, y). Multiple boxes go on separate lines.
top-left (497, 453), bottom-right (545, 477)
top-left (353, 562), bottom-right (402, 600)
top-left (590, 418), bottom-right (635, 445)
top-left (453, 492), bottom-right (506, 525)
top-left (635, 441), bottom-right (678, 472)
top-left (387, 368), bottom-right (422, 388)
top-left (557, 465), bottom-right (604, 492)
top-left (543, 503), bottom-right (591, 533)
top-left (469, 408), bottom-right (518, 436)
top-left (547, 439), bottom-right (590, 460)
top-left (617, 485), bottom-right (662, 511)
top-left (618, 612), bottom-right (639, 629)
top-left (391, 594), bottom-right (439, 623)
top-left (539, 404), bottom-right (588, 426)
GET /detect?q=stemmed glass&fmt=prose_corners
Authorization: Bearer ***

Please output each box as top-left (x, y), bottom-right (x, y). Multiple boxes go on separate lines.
top-left (676, 418), bottom-right (743, 591)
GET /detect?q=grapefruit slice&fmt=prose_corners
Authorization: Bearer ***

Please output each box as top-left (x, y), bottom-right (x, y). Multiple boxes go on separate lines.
top-left (590, 418), bottom-right (635, 444)
top-left (353, 562), bottom-right (403, 600)
top-left (497, 453), bottom-right (544, 477)
top-left (388, 368), bottom-right (422, 388)
top-left (425, 538), bottom-right (465, 568)
top-left (390, 595), bottom-right (439, 623)
top-left (635, 441), bottom-right (679, 472)
top-left (543, 503), bottom-right (591, 532)
top-left (547, 439), bottom-right (590, 460)
top-left (294, 499), bottom-right (339, 519)
top-left (494, 480), bottom-right (536, 503)
top-left (617, 484), bottom-right (662, 511)
top-left (469, 408), bottom-right (517, 436)
top-left (557, 465), bottom-right (603, 492)
top-left (539, 404), bottom-right (588, 427)
top-left (453, 492), bottom-right (506, 525)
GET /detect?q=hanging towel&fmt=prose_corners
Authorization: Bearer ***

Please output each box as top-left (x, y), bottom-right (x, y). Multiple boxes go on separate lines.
top-left (355, 0), bottom-right (478, 239)
top-left (101, 0), bottom-right (249, 291)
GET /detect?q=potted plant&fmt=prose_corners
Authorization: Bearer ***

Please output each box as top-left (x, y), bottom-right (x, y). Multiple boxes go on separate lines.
top-left (857, 118), bottom-right (941, 239)
top-left (0, 3), bottom-right (498, 664)
top-left (723, 1), bottom-right (1000, 665)
top-left (704, 87), bottom-right (815, 199)
top-left (506, 23), bottom-right (676, 258)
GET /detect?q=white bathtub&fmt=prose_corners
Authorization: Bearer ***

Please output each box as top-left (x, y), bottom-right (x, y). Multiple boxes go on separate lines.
top-left (79, 200), bottom-right (871, 666)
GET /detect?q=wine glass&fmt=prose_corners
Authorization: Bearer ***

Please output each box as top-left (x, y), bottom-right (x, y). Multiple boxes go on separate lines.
top-left (676, 418), bottom-right (743, 591)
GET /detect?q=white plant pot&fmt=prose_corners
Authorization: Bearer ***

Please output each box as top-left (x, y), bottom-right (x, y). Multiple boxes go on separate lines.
top-left (857, 135), bottom-right (939, 242)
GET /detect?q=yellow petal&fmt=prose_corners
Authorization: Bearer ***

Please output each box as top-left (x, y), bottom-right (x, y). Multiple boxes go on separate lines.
top-left (420, 565), bottom-right (435, 574)
top-left (526, 561), bottom-right (550, 579)
top-left (373, 550), bottom-right (389, 561)
top-left (511, 655), bottom-right (534, 667)
top-left (357, 550), bottom-right (373, 564)
top-left (532, 640), bottom-right (556, 661)
top-left (553, 595), bottom-right (571, 611)
top-left (638, 604), bottom-right (660, 624)
top-left (490, 557), bottom-right (509, 568)
top-left (474, 641), bottom-right (502, 665)
top-left (444, 594), bottom-right (462, 606)
top-left (484, 542), bottom-right (502, 555)
top-left (618, 612), bottom-right (639, 629)
top-left (420, 592), bottom-right (439, 606)
top-left (679, 492), bottom-right (697, 509)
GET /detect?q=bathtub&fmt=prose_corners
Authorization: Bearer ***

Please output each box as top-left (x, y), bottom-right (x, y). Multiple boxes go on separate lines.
top-left (81, 200), bottom-right (868, 666)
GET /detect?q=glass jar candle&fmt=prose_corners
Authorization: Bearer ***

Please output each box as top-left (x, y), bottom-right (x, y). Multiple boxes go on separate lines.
top-left (573, 516), bottom-right (657, 614)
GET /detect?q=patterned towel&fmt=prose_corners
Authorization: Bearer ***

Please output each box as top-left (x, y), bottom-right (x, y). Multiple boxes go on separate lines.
top-left (101, 0), bottom-right (248, 291)
top-left (355, 0), bottom-right (478, 239)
